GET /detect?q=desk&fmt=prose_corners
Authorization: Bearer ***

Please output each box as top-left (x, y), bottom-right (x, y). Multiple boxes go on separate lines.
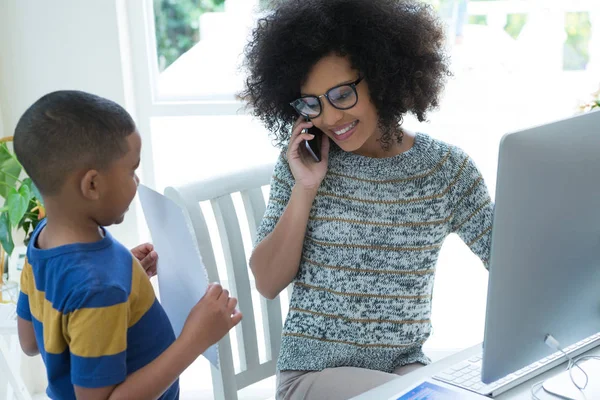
top-left (352, 344), bottom-right (600, 399)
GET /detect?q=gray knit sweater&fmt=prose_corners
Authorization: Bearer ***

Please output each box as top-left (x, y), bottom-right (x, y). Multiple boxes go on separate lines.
top-left (255, 132), bottom-right (493, 373)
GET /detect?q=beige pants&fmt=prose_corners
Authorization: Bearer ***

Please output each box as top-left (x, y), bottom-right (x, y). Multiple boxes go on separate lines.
top-left (276, 363), bottom-right (424, 400)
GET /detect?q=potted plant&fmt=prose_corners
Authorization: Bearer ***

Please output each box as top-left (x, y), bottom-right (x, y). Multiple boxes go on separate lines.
top-left (578, 85), bottom-right (600, 113)
top-left (0, 136), bottom-right (44, 288)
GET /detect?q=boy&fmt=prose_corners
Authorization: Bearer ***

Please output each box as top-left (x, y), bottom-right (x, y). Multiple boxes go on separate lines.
top-left (14, 90), bottom-right (242, 400)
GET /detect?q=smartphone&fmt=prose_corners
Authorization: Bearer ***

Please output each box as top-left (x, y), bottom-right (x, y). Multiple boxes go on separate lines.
top-left (302, 120), bottom-right (322, 162)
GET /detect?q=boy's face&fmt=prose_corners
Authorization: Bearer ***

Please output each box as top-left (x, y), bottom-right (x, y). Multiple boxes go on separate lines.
top-left (95, 131), bottom-right (141, 226)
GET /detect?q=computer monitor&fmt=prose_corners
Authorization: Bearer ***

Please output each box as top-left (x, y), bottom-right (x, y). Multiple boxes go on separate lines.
top-left (481, 109), bottom-right (600, 384)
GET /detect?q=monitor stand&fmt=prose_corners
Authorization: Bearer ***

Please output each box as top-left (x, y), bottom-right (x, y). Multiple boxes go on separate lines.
top-left (542, 359), bottom-right (600, 400)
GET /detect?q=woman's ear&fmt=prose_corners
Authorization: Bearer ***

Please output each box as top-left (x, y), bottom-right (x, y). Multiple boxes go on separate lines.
top-left (80, 170), bottom-right (101, 200)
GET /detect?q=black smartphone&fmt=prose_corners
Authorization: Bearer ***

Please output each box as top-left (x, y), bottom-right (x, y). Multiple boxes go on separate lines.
top-left (302, 119), bottom-right (322, 162)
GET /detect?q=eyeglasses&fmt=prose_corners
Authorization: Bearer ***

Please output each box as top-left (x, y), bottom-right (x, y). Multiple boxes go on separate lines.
top-left (290, 76), bottom-right (363, 118)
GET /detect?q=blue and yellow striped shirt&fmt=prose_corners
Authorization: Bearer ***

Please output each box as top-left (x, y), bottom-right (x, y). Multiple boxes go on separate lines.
top-left (17, 220), bottom-right (179, 399)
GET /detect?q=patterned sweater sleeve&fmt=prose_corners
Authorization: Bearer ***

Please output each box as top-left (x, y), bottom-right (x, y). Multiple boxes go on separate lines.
top-left (449, 148), bottom-right (494, 268)
top-left (254, 152), bottom-right (295, 246)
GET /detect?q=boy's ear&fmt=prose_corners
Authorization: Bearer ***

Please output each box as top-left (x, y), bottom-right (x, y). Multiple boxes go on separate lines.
top-left (80, 170), bottom-right (101, 200)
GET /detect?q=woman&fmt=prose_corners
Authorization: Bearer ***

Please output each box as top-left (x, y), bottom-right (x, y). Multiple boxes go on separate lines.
top-left (241, 0), bottom-right (493, 398)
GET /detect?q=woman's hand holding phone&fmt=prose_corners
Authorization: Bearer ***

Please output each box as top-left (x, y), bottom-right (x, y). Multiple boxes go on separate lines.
top-left (287, 117), bottom-right (330, 191)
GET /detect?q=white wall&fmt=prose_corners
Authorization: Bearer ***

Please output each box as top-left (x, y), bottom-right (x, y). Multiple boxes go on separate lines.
top-left (0, 104), bottom-right (5, 138)
top-left (0, 0), bottom-right (140, 247)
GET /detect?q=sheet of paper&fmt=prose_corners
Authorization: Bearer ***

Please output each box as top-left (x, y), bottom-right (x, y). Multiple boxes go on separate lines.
top-left (138, 185), bottom-right (219, 368)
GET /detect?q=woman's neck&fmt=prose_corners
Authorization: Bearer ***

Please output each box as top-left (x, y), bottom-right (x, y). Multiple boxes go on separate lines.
top-left (353, 129), bottom-right (415, 158)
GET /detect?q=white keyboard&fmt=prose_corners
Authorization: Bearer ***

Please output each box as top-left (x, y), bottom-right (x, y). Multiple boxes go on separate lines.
top-left (433, 332), bottom-right (600, 397)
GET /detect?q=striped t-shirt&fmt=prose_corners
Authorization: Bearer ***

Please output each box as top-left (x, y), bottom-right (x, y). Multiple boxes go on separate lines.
top-left (17, 219), bottom-right (179, 399)
top-left (256, 132), bottom-right (494, 373)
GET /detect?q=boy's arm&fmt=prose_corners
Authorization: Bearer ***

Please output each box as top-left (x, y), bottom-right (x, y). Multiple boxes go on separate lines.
top-left (74, 334), bottom-right (209, 400)
top-left (16, 262), bottom-right (39, 356)
top-left (17, 317), bottom-right (39, 356)
top-left (73, 283), bottom-right (241, 400)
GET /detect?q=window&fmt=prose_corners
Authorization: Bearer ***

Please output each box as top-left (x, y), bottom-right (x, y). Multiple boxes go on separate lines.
top-left (126, 0), bottom-right (272, 193)
top-left (153, 0), bottom-right (271, 100)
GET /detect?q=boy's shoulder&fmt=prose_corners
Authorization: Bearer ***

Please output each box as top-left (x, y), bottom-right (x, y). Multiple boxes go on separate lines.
top-left (25, 228), bottom-right (136, 307)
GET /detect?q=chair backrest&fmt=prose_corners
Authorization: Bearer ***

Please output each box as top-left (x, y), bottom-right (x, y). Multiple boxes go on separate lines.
top-left (165, 162), bottom-right (281, 400)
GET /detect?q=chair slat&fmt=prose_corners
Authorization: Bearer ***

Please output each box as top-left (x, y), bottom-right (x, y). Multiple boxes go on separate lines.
top-left (261, 296), bottom-right (282, 361)
top-left (241, 189), bottom-right (283, 361)
top-left (212, 195), bottom-right (260, 371)
top-left (211, 332), bottom-right (237, 399)
top-left (235, 360), bottom-right (278, 391)
top-left (240, 188), bottom-right (266, 244)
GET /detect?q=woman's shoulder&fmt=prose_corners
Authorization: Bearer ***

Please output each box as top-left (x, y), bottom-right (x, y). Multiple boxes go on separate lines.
top-left (419, 133), bottom-right (472, 167)
top-left (421, 135), bottom-right (489, 194)
top-left (270, 150), bottom-right (295, 182)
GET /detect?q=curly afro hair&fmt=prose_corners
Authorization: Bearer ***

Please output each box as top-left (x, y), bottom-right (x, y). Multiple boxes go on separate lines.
top-left (241, 0), bottom-right (451, 149)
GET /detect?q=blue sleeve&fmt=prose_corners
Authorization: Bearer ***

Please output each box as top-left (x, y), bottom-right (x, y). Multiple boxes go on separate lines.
top-left (16, 291), bottom-right (32, 321)
top-left (17, 262), bottom-right (33, 321)
top-left (67, 286), bottom-right (129, 388)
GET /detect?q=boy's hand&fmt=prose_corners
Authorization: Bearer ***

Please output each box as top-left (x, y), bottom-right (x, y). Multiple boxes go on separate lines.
top-left (131, 243), bottom-right (158, 277)
top-left (181, 283), bottom-right (242, 354)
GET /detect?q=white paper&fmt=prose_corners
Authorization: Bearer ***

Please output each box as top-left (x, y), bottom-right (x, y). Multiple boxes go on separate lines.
top-left (137, 185), bottom-right (219, 368)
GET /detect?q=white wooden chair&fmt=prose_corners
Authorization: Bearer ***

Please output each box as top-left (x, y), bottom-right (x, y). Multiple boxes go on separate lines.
top-left (165, 162), bottom-right (283, 400)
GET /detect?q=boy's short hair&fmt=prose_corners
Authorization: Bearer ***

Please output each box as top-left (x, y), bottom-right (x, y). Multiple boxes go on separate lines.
top-left (14, 90), bottom-right (136, 195)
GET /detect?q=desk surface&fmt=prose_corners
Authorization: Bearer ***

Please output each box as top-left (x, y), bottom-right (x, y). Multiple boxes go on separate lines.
top-left (351, 344), bottom-right (600, 399)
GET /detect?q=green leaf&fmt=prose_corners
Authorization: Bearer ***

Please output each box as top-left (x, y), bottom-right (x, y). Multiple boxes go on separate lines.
top-left (0, 212), bottom-right (14, 255)
top-left (22, 177), bottom-right (43, 205)
top-left (0, 143), bottom-right (22, 199)
top-left (7, 187), bottom-right (28, 226)
top-left (19, 183), bottom-right (32, 204)
top-left (21, 178), bottom-right (33, 191)
top-left (22, 221), bottom-right (31, 235)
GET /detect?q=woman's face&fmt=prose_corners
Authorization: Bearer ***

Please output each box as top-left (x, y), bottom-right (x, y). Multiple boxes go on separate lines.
top-left (300, 54), bottom-right (380, 155)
